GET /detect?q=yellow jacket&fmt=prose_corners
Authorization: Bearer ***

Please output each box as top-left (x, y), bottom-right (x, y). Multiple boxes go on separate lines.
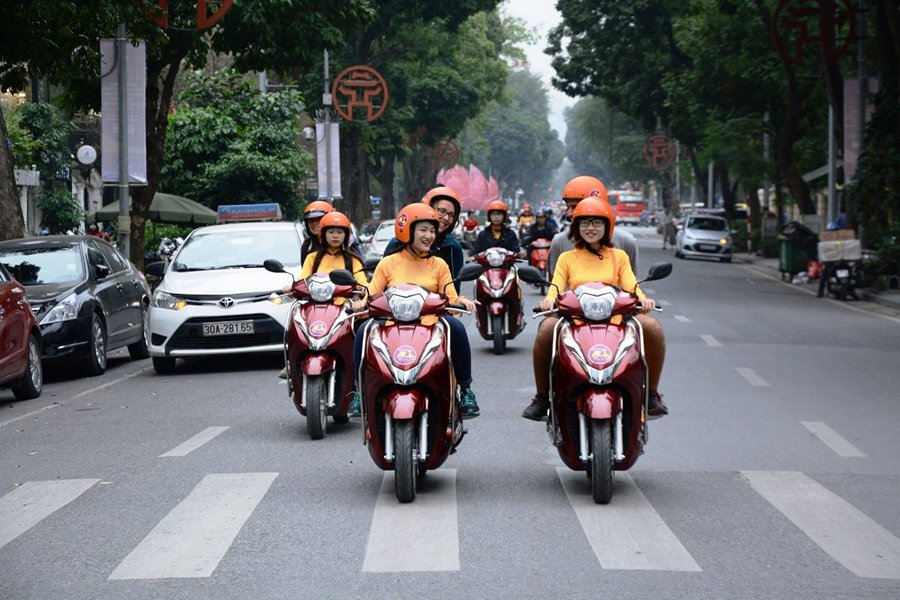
top-left (546, 246), bottom-right (644, 304)
top-left (369, 249), bottom-right (460, 302)
top-left (299, 251), bottom-right (367, 304)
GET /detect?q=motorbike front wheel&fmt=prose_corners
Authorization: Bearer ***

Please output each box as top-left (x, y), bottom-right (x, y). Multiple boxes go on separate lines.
top-left (305, 375), bottom-right (329, 440)
top-left (590, 419), bottom-right (614, 504)
top-left (491, 313), bottom-right (506, 355)
top-left (394, 420), bottom-right (418, 503)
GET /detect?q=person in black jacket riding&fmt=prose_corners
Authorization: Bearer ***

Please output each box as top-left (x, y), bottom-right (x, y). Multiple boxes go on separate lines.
top-left (474, 200), bottom-right (521, 255)
top-left (520, 210), bottom-right (558, 251)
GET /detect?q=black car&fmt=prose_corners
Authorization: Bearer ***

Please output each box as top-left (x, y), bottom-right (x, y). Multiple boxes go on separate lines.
top-left (0, 236), bottom-right (151, 375)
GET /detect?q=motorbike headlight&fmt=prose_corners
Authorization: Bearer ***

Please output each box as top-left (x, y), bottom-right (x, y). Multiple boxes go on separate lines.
top-left (41, 292), bottom-right (79, 325)
top-left (152, 290), bottom-right (186, 310)
top-left (307, 276), bottom-right (336, 302)
top-left (486, 249), bottom-right (506, 267)
top-left (386, 287), bottom-right (427, 322)
top-left (575, 285), bottom-right (617, 321)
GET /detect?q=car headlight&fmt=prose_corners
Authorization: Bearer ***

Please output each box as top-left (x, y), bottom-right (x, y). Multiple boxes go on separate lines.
top-left (385, 287), bottom-right (427, 322)
top-left (307, 275), bottom-right (336, 302)
top-left (574, 285), bottom-right (617, 321)
top-left (268, 292), bottom-right (293, 305)
top-left (41, 292), bottom-right (79, 325)
top-left (720, 237), bottom-right (730, 245)
top-left (486, 249), bottom-right (505, 267)
top-left (152, 290), bottom-right (186, 310)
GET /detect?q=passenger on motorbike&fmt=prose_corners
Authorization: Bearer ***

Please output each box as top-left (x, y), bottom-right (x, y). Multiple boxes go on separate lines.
top-left (474, 200), bottom-right (522, 256)
top-left (522, 191), bottom-right (669, 421)
top-left (351, 203), bottom-right (481, 417)
top-left (383, 186), bottom-right (466, 279)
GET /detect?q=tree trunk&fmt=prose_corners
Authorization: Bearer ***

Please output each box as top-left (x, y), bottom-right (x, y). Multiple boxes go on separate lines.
top-left (375, 152), bottom-right (396, 219)
top-left (0, 105), bottom-right (26, 241)
top-left (337, 123), bottom-right (369, 225)
top-left (402, 145), bottom-right (437, 202)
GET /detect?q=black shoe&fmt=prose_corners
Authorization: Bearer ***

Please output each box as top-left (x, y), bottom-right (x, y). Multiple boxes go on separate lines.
top-left (648, 390), bottom-right (668, 420)
top-left (522, 396), bottom-right (550, 421)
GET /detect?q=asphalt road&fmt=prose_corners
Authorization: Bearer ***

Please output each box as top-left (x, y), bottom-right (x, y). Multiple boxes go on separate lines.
top-left (2, 227), bottom-right (899, 599)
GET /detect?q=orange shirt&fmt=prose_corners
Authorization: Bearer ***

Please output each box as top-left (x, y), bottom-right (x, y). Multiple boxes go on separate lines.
top-left (369, 248), bottom-right (460, 303)
top-left (546, 246), bottom-right (644, 303)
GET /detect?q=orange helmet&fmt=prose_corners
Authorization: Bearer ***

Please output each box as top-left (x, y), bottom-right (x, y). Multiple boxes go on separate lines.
top-left (317, 211), bottom-right (351, 243)
top-left (486, 200), bottom-right (508, 216)
top-left (562, 175), bottom-right (608, 204)
top-left (572, 197), bottom-right (615, 240)
top-left (303, 200), bottom-right (333, 221)
top-left (421, 186), bottom-right (461, 226)
top-left (395, 203), bottom-right (439, 244)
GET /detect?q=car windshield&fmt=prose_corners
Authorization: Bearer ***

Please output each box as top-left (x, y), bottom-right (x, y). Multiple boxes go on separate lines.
top-left (373, 225), bottom-right (394, 242)
top-left (688, 217), bottom-right (728, 231)
top-left (0, 246), bottom-right (85, 285)
top-left (172, 229), bottom-right (302, 271)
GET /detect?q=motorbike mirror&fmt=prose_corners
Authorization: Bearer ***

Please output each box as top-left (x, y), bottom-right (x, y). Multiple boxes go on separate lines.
top-left (643, 262), bottom-right (673, 282)
top-left (329, 269), bottom-right (356, 286)
top-left (455, 263), bottom-right (484, 282)
top-left (144, 261), bottom-right (165, 277)
top-left (516, 265), bottom-right (546, 285)
top-left (363, 257), bottom-right (381, 272)
top-left (263, 259), bottom-right (285, 274)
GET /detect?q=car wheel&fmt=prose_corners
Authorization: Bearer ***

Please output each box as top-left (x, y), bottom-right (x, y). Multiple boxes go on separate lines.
top-left (12, 334), bottom-right (43, 400)
top-left (721, 256), bottom-right (732, 263)
top-left (675, 250), bottom-right (684, 259)
top-left (152, 356), bottom-right (177, 374)
top-left (127, 304), bottom-right (151, 360)
top-left (84, 314), bottom-right (108, 376)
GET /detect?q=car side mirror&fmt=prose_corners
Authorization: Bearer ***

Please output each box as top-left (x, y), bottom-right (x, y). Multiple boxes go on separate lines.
top-left (144, 261), bottom-right (165, 277)
top-left (94, 263), bottom-right (112, 280)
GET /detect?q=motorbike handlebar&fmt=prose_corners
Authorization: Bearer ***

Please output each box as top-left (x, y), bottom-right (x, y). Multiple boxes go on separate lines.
top-left (447, 304), bottom-right (472, 315)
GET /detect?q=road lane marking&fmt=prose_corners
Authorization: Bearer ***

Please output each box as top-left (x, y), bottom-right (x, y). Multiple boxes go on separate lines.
top-left (557, 469), bottom-right (701, 571)
top-left (0, 479), bottom-right (100, 550)
top-left (0, 367), bottom-right (149, 429)
top-left (736, 367), bottom-right (770, 387)
top-left (363, 470), bottom-right (459, 572)
top-left (673, 315), bottom-right (691, 323)
top-left (742, 471), bottom-right (900, 579)
top-left (159, 426), bottom-right (230, 457)
top-left (800, 422), bottom-right (866, 457)
top-left (699, 334), bottom-right (722, 347)
top-left (108, 473), bottom-right (277, 580)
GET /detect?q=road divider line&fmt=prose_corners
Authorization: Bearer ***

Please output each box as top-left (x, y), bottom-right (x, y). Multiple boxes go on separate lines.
top-left (363, 470), bottom-right (459, 572)
top-left (0, 479), bottom-right (100, 550)
top-left (160, 427), bottom-right (230, 457)
top-left (741, 471), bottom-right (900, 579)
top-left (558, 469), bottom-right (701, 572)
top-left (800, 422), bottom-right (866, 457)
top-left (736, 367), bottom-right (770, 387)
top-left (108, 472), bottom-right (277, 580)
top-left (699, 334), bottom-right (722, 347)
top-left (674, 315), bottom-right (691, 323)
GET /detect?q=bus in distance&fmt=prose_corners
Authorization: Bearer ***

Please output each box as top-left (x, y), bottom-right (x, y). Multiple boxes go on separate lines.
top-left (608, 190), bottom-right (645, 226)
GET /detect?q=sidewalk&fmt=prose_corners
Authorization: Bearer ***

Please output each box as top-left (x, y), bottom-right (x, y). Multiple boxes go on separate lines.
top-left (735, 252), bottom-right (900, 311)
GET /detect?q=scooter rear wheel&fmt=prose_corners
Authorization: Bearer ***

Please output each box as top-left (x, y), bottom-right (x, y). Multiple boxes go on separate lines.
top-left (394, 420), bottom-right (418, 503)
top-left (590, 419), bottom-right (614, 504)
top-left (491, 314), bottom-right (506, 355)
top-left (306, 375), bottom-right (328, 440)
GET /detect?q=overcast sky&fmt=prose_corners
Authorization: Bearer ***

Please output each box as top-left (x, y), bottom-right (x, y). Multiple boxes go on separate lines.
top-left (501, 0), bottom-right (577, 140)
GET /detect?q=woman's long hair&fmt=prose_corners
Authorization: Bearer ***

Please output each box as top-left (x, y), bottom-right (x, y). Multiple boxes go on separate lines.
top-left (310, 229), bottom-right (363, 273)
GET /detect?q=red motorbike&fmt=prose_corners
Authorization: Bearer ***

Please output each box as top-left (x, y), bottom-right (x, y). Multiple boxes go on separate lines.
top-left (518, 262), bottom-right (673, 504)
top-left (330, 263), bottom-right (483, 503)
top-left (527, 237), bottom-right (552, 295)
top-left (265, 259), bottom-right (358, 440)
top-left (472, 248), bottom-right (525, 355)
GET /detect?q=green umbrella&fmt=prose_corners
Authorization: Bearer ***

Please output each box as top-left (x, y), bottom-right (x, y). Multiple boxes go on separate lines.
top-left (90, 192), bottom-right (218, 225)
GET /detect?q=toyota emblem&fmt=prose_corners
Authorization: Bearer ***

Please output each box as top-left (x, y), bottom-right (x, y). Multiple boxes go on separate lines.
top-left (218, 297), bottom-right (234, 308)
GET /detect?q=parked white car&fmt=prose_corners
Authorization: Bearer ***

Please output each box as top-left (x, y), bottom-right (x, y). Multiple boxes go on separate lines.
top-left (146, 222), bottom-right (304, 373)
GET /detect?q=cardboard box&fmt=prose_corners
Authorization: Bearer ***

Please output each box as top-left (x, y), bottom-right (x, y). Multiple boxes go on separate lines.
top-left (818, 239), bottom-right (862, 262)
top-left (820, 229), bottom-right (856, 241)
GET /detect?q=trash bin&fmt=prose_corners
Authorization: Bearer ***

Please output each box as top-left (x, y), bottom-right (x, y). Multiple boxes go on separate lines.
top-left (779, 221), bottom-right (819, 280)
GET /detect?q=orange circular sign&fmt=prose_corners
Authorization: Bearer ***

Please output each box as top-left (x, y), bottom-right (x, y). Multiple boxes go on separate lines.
top-left (331, 65), bottom-right (389, 122)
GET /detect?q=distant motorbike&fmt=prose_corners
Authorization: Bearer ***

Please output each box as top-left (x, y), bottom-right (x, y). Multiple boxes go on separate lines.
top-left (264, 259), bottom-right (358, 440)
top-left (518, 262), bottom-right (673, 504)
top-left (330, 264), bottom-right (483, 503)
top-left (527, 238), bottom-right (552, 295)
top-left (472, 247), bottom-right (525, 355)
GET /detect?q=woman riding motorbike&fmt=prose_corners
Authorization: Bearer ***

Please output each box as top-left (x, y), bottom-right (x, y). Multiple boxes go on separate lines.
top-left (474, 200), bottom-right (522, 255)
top-left (301, 200), bottom-right (363, 263)
top-left (522, 193), bottom-right (668, 421)
top-left (352, 203), bottom-right (481, 417)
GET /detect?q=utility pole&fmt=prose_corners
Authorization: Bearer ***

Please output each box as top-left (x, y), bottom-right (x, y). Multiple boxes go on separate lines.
top-left (856, 0), bottom-right (867, 244)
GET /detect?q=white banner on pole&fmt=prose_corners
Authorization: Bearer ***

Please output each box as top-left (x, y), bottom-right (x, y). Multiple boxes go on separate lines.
top-left (100, 39), bottom-right (147, 184)
top-left (315, 122), bottom-right (341, 199)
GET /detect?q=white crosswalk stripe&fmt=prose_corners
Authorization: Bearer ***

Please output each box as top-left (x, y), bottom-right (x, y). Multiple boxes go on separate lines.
top-left (159, 426), bottom-right (230, 457)
top-left (558, 469), bottom-right (702, 571)
top-left (800, 422), bottom-right (866, 457)
top-left (108, 472), bottom-right (277, 580)
top-left (742, 471), bottom-right (900, 579)
top-left (363, 470), bottom-right (459, 572)
top-left (0, 479), bottom-right (99, 550)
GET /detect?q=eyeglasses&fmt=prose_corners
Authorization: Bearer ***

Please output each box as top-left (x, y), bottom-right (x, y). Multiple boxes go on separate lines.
top-left (436, 207), bottom-right (456, 220)
top-left (578, 218), bottom-right (606, 229)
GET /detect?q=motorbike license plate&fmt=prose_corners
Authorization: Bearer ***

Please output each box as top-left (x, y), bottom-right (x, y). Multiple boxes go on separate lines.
top-left (836, 269), bottom-right (850, 278)
top-left (202, 320), bottom-right (254, 336)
